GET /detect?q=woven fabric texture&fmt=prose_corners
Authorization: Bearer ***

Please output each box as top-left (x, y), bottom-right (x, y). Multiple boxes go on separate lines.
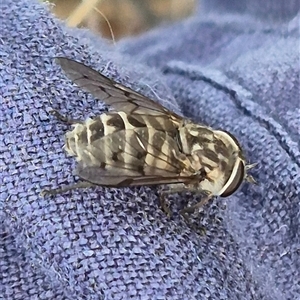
top-left (0, 0), bottom-right (299, 299)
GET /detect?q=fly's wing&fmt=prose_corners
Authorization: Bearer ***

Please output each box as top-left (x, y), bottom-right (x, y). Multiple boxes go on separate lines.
top-left (75, 127), bottom-right (202, 187)
top-left (56, 57), bottom-right (183, 129)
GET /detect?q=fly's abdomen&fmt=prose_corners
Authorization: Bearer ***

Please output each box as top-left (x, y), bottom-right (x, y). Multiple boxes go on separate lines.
top-left (64, 112), bottom-right (126, 164)
top-left (64, 110), bottom-right (180, 162)
top-left (64, 111), bottom-right (190, 177)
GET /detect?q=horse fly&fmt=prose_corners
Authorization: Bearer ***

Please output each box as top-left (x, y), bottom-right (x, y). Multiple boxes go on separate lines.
top-left (42, 58), bottom-right (256, 217)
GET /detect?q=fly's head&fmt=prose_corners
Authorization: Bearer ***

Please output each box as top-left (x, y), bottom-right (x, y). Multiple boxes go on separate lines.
top-left (186, 125), bottom-right (256, 197)
top-left (208, 130), bottom-right (256, 197)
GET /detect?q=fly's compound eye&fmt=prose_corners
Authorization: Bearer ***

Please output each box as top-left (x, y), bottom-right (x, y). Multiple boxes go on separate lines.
top-left (221, 160), bottom-right (245, 197)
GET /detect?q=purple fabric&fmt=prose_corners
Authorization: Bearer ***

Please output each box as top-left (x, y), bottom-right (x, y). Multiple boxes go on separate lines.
top-left (1, 0), bottom-right (299, 299)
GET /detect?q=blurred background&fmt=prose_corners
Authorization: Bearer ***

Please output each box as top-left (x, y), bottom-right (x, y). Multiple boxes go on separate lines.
top-left (47, 0), bottom-right (196, 41)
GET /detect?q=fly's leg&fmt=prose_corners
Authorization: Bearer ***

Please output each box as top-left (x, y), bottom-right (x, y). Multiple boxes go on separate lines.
top-left (159, 191), bottom-right (172, 218)
top-left (49, 109), bottom-right (83, 125)
top-left (160, 185), bottom-right (212, 219)
top-left (159, 184), bottom-right (191, 217)
top-left (179, 194), bottom-right (213, 235)
top-left (180, 194), bottom-right (212, 220)
top-left (180, 194), bottom-right (212, 218)
top-left (41, 181), bottom-right (95, 197)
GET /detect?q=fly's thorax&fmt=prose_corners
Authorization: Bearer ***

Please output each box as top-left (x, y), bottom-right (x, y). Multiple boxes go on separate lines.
top-left (180, 124), bottom-right (246, 196)
top-left (178, 123), bottom-right (214, 154)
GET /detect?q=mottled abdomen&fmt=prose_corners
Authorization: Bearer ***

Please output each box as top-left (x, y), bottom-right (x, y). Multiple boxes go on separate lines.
top-left (64, 112), bottom-right (193, 184)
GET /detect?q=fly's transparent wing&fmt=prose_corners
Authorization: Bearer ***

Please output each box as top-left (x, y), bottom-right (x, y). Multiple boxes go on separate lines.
top-left (56, 57), bottom-right (182, 125)
top-left (77, 165), bottom-right (197, 187)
